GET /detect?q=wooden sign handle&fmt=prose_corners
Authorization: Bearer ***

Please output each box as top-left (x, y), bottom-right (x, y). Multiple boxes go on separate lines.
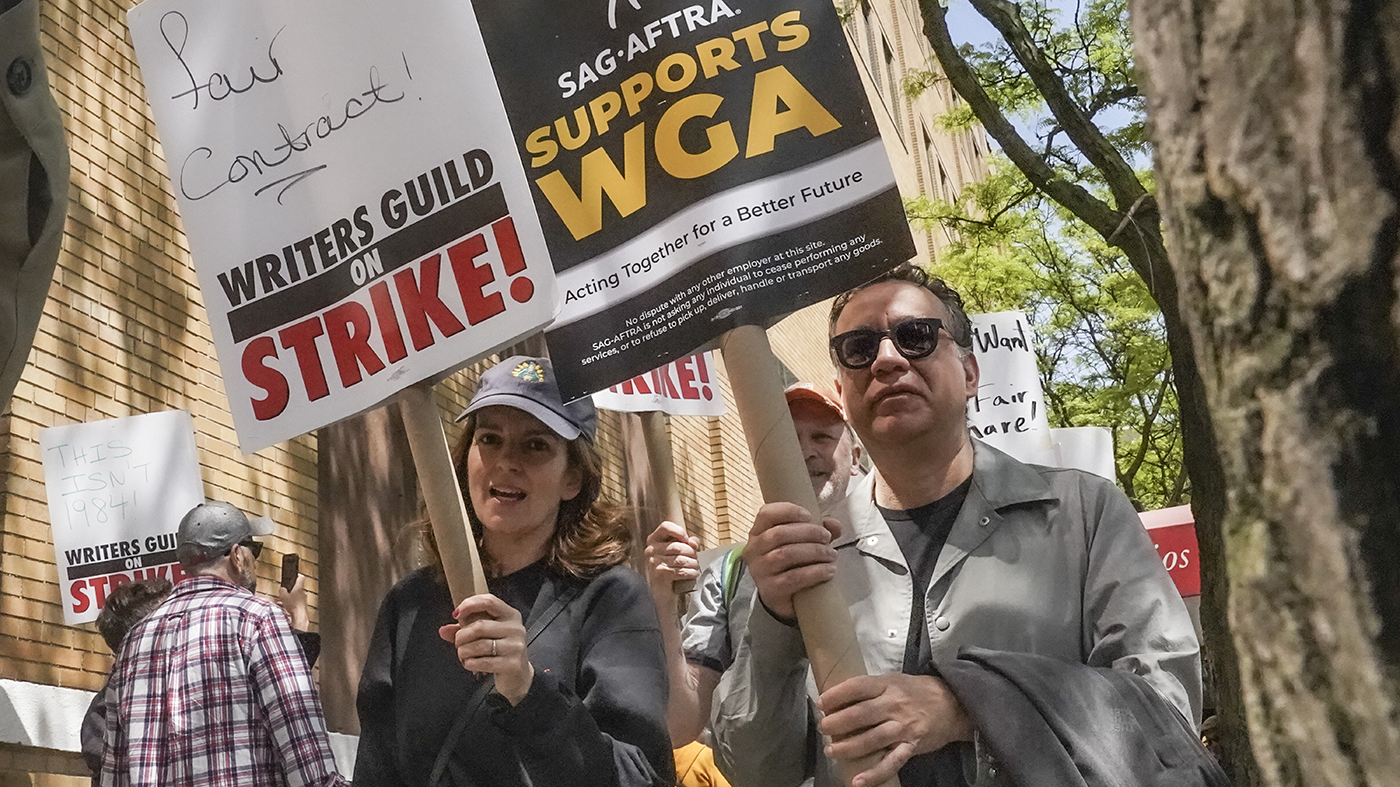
top-left (638, 410), bottom-right (695, 595)
top-left (719, 325), bottom-right (899, 787)
top-left (398, 379), bottom-right (488, 604)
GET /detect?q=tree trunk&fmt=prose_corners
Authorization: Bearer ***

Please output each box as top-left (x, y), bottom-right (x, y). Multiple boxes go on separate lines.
top-left (1130, 1), bottom-right (1400, 784)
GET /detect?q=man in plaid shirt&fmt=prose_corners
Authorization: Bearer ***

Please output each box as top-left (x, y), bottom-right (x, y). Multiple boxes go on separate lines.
top-left (99, 501), bottom-right (348, 787)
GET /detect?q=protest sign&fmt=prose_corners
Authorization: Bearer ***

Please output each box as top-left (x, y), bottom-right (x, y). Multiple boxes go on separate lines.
top-left (469, 4), bottom-right (911, 780)
top-left (967, 311), bottom-right (1054, 463)
top-left (593, 352), bottom-right (725, 595)
top-left (1050, 425), bottom-right (1116, 480)
top-left (592, 352), bottom-right (726, 416)
top-left (1140, 504), bottom-right (1201, 598)
top-left (127, 0), bottom-right (556, 452)
top-left (471, 0), bottom-right (916, 399)
top-left (40, 411), bottom-right (205, 625)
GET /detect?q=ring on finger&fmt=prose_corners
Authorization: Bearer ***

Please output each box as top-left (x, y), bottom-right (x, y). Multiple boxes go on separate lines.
top-left (491, 638), bottom-right (498, 657)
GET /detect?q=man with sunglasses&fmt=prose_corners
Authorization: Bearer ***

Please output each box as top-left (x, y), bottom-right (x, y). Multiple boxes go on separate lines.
top-left (100, 501), bottom-right (347, 787)
top-left (713, 265), bottom-right (1202, 787)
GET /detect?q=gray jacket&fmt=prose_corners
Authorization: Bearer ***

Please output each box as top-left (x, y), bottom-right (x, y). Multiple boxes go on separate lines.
top-left (0, 0), bottom-right (67, 410)
top-left (712, 441), bottom-right (1201, 787)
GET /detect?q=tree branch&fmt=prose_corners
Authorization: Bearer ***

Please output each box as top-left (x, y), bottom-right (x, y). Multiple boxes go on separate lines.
top-left (917, 0), bottom-right (1125, 239)
top-left (1086, 84), bottom-right (1140, 118)
top-left (967, 0), bottom-right (1147, 208)
top-left (1123, 376), bottom-right (1170, 484)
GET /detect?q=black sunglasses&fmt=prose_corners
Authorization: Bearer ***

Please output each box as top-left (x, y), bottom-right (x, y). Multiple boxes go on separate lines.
top-left (829, 318), bottom-right (946, 370)
top-left (230, 537), bottom-right (264, 559)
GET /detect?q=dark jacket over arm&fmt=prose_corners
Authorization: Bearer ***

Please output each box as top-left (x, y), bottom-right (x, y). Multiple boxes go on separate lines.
top-left (938, 647), bottom-right (1229, 787)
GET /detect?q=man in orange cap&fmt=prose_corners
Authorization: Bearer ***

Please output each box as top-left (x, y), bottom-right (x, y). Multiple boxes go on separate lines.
top-left (645, 382), bottom-right (862, 755)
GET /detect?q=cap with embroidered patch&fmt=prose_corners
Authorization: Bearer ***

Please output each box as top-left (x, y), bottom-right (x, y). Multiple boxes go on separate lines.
top-left (457, 356), bottom-right (597, 441)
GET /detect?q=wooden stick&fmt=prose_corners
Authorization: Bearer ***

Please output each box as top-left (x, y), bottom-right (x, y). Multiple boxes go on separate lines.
top-left (639, 410), bottom-right (695, 595)
top-left (398, 379), bottom-right (488, 603)
top-left (719, 325), bottom-right (898, 787)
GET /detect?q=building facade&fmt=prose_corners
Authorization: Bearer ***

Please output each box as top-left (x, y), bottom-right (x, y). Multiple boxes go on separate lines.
top-left (0, 0), bottom-right (987, 781)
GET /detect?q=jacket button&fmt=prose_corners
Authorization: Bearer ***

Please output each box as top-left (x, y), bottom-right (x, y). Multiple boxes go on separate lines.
top-left (887, 629), bottom-right (899, 638)
top-left (934, 616), bottom-right (950, 631)
top-left (7, 58), bottom-right (33, 96)
top-left (979, 516), bottom-right (990, 526)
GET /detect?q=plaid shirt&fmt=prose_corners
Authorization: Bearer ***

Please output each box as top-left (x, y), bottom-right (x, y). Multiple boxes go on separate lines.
top-left (99, 576), bottom-right (347, 787)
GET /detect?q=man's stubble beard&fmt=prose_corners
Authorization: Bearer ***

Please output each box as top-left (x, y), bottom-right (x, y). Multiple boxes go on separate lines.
top-left (817, 474), bottom-right (848, 511)
top-left (239, 554), bottom-right (258, 591)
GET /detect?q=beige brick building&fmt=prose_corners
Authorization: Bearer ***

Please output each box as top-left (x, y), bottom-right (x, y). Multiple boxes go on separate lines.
top-left (0, 0), bottom-right (986, 782)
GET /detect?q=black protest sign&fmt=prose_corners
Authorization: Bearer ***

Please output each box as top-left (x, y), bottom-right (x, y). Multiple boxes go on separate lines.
top-left (473, 0), bottom-right (916, 399)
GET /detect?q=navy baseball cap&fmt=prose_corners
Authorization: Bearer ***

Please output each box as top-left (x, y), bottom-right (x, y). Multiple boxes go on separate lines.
top-left (457, 356), bottom-right (597, 442)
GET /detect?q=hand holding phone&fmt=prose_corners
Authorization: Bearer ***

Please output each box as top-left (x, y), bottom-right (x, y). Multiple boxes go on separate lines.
top-left (281, 552), bottom-right (300, 591)
top-left (277, 552), bottom-right (309, 631)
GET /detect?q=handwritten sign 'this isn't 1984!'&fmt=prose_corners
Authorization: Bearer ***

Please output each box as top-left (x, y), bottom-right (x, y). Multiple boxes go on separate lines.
top-left (41, 411), bottom-right (206, 625)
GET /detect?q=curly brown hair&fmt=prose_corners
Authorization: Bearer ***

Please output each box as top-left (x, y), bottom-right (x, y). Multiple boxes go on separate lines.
top-left (431, 414), bottom-right (633, 580)
top-left (96, 577), bottom-right (172, 652)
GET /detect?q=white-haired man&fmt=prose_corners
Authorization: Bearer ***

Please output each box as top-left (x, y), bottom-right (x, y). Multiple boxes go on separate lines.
top-left (645, 382), bottom-right (862, 752)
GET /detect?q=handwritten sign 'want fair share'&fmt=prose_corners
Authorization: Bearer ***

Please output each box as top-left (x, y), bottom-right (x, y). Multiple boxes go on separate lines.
top-left (967, 311), bottom-right (1053, 463)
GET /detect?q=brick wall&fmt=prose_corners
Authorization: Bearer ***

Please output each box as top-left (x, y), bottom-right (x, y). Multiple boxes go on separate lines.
top-left (0, 743), bottom-right (88, 787)
top-left (0, 0), bottom-right (323, 705)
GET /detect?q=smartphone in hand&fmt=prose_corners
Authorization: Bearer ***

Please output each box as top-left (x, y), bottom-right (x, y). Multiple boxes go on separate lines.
top-left (281, 552), bottom-right (300, 591)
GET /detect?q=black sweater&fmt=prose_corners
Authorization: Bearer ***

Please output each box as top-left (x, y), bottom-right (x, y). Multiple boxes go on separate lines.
top-left (353, 564), bottom-right (673, 787)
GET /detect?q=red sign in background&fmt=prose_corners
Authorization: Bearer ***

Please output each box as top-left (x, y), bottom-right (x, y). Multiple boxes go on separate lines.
top-left (1139, 504), bottom-right (1200, 598)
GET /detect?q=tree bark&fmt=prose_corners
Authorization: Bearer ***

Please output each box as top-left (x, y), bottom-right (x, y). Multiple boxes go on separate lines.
top-left (1131, 0), bottom-right (1400, 784)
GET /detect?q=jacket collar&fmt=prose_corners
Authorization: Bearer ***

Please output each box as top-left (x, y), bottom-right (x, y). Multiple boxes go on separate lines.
top-left (170, 574), bottom-right (249, 597)
top-left (966, 438), bottom-right (1058, 510)
top-left (833, 440), bottom-right (1059, 576)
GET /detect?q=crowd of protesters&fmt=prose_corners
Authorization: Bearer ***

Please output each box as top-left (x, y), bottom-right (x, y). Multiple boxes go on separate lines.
top-left (91, 268), bottom-right (1229, 787)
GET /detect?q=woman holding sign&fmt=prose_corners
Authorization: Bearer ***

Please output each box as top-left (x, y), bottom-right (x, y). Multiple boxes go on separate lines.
top-left (354, 357), bottom-right (674, 787)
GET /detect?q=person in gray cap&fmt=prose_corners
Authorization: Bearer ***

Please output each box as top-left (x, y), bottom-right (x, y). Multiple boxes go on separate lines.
top-left (355, 356), bottom-right (674, 787)
top-left (99, 501), bottom-right (347, 787)
top-left (172, 501), bottom-right (274, 588)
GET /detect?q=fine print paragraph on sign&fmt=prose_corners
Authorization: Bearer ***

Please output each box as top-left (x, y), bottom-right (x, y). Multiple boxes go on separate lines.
top-left (582, 229), bottom-right (881, 367)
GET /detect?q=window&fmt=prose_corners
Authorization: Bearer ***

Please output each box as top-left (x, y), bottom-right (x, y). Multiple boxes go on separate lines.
top-left (883, 40), bottom-right (902, 138)
top-left (862, 2), bottom-right (882, 97)
top-left (921, 127), bottom-right (934, 194)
